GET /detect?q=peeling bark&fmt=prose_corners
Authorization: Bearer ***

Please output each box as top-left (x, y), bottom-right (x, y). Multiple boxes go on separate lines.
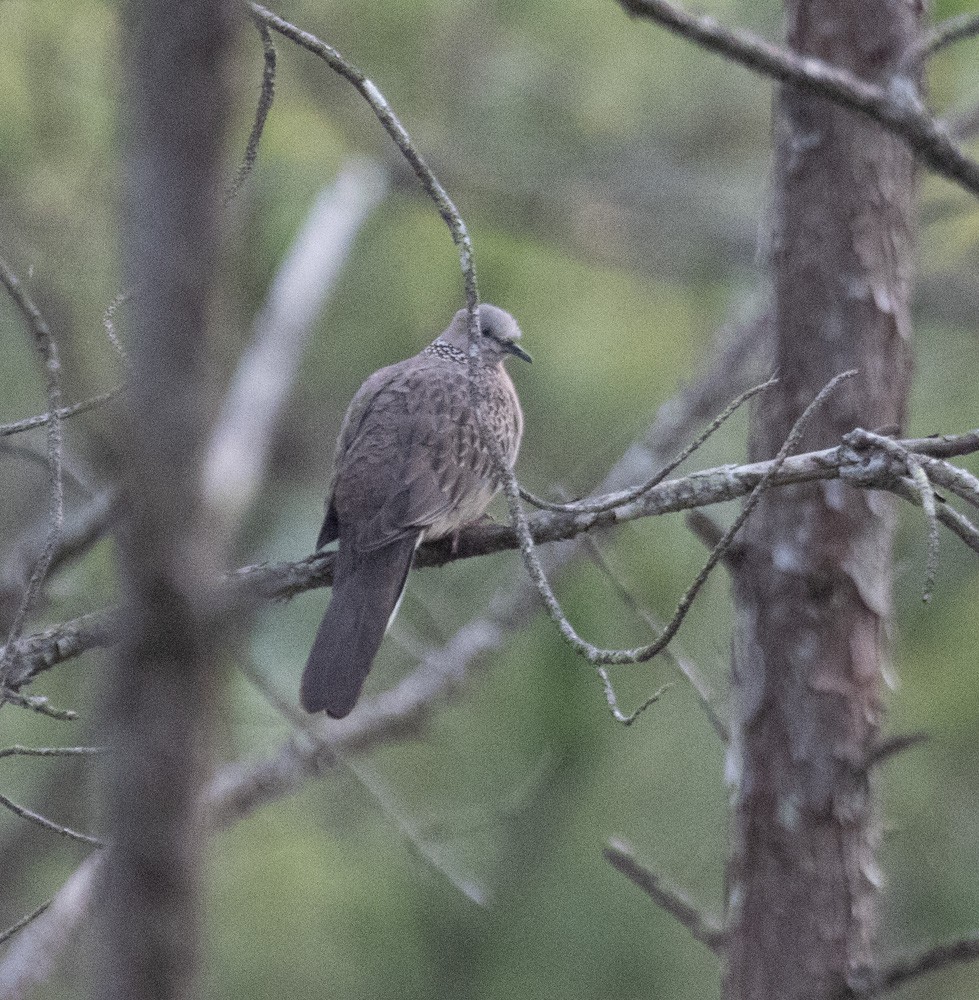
top-left (723, 2), bottom-right (919, 998)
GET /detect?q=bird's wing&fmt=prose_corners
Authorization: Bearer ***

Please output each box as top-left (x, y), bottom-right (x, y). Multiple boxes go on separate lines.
top-left (329, 358), bottom-right (492, 552)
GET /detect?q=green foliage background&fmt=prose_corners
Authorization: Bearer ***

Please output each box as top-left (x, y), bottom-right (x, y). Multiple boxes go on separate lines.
top-left (1, 1), bottom-right (979, 997)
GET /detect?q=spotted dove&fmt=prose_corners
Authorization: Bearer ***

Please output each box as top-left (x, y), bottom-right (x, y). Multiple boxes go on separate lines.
top-left (301, 304), bottom-right (530, 718)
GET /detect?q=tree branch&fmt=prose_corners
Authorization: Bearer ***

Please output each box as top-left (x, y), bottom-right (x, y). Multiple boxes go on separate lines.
top-left (616, 0), bottom-right (979, 199)
top-left (849, 935), bottom-right (979, 996)
top-left (604, 838), bottom-right (725, 951)
top-left (3, 426), bottom-right (978, 691)
top-left (0, 790), bottom-right (102, 847)
top-left (0, 257), bottom-right (65, 688)
top-left (0, 387), bottom-right (122, 438)
top-left (223, 12), bottom-right (276, 206)
top-left (911, 13), bottom-right (979, 66)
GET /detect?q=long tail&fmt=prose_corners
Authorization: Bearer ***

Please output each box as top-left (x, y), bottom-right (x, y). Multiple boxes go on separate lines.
top-left (300, 534), bottom-right (418, 718)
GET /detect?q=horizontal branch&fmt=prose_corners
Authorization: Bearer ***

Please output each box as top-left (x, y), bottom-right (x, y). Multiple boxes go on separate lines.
top-left (0, 387), bottom-right (123, 438)
top-left (3, 428), bottom-right (977, 689)
top-left (616, 0), bottom-right (979, 199)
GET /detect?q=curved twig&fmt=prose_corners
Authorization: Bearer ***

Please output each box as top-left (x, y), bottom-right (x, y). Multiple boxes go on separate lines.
top-left (224, 13), bottom-right (276, 205)
top-left (520, 375), bottom-right (777, 515)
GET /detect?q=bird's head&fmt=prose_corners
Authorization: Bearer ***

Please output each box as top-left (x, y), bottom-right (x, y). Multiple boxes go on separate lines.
top-left (441, 304), bottom-right (533, 365)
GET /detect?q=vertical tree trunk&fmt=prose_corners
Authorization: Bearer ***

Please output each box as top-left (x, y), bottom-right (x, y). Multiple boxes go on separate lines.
top-left (90, 4), bottom-right (235, 999)
top-left (724, 3), bottom-right (919, 999)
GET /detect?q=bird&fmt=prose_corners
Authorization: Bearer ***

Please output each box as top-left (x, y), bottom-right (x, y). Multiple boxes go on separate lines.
top-left (301, 303), bottom-right (531, 718)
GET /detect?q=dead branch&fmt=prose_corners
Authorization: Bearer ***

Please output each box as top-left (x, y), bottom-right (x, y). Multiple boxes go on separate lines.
top-left (0, 790), bottom-right (102, 847)
top-left (910, 13), bottom-right (979, 66)
top-left (849, 935), bottom-right (979, 996)
top-left (223, 13), bottom-right (276, 206)
top-left (4, 425), bottom-right (979, 692)
top-left (616, 0), bottom-right (979, 199)
top-left (0, 257), bottom-right (65, 689)
top-left (604, 838), bottom-right (725, 951)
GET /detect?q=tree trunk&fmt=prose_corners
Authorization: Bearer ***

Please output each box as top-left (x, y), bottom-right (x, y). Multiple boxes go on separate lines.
top-left (89, 3), bottom-right (235, 999)
top-left (723, 3), bottom-right (919, 998)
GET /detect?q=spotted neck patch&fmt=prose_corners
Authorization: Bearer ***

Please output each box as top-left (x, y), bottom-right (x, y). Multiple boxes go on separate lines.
top-left (424, 339), bottom-right (469, 364)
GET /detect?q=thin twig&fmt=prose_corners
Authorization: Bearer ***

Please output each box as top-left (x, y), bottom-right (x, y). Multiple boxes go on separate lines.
top-left (0, 387), bottom-right (122, 438)
top-left (249, 3), bottom-right (480, 319)
top-left (581, 535), bottom-right (727, 739)
top-left (604, 839), bottom-right (725, 951)
top-left (0, 442), bottom-right (91, 501)
top-left (0, 690), bottom-right (77, 721)
top-left (101, 292), bottom-right (130, 365)
top-left (0, 257), bottom-right (66, 685)
top-left (616, 0), bottom-right (979, 199)
top-left (224, 13), bottom-right (276, 206)
top-left (0, 790), bottom-right (102, 847)
top-left (520, 375), bottom-right (777, 514)
top-left (920, 456), bottom-right (979, 511)
top-left (0, 898), bottom-right (52, 948)
top-left (891, 478), bottom-right (979, 556)
top-left (238, 661), bottom-right (490, 904)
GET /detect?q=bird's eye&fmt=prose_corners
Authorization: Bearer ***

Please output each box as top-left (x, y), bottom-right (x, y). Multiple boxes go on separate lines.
top-left (481, 327), bottom-right (492, 337)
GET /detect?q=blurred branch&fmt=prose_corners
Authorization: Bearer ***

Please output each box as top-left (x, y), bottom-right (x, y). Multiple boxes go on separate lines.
top-left (0, 854), bottom-right (99, 999)
top-left (5, 424), bottom-right (979, 691)
top-left (865, 731), bottom-right (928, 770)
top-left (0, 745), bottom-right (100, 760)
top-left (0, 491), bottom-right (116, 628)
top-left (604, 839), bottom-right (725, 951)
top-left (850, 935), bottom-right (979, 997)
top-left (204, 158), bottom-right (389, 535)
top-left (910, 13), bottom-right (979, 66)
top-left (0, 899), bottom-right (51, 950)
top-left (616, 0), bottom-right (979, 199)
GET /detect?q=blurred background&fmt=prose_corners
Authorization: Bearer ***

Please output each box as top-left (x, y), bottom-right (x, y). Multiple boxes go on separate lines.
top-left (2, 0), bottom-right (979, 996)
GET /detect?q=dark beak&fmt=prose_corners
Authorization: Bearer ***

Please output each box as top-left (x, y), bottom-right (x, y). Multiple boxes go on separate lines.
top-left (506, 341), bottom-right (533, 363)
